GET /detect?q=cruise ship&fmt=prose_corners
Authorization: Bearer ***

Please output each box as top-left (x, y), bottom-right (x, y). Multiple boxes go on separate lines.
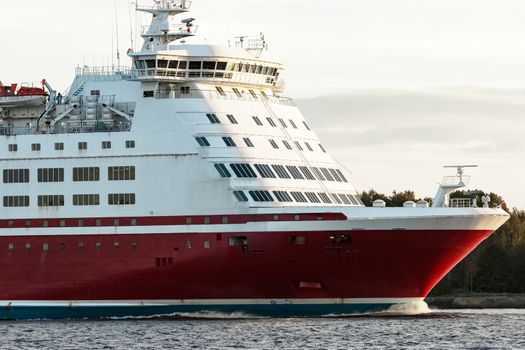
top-left (0, 0), bottom-right (509, 319)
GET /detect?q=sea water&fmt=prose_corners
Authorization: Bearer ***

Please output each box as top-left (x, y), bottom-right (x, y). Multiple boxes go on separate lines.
top-left (0, 308), bottom-right (523, 349)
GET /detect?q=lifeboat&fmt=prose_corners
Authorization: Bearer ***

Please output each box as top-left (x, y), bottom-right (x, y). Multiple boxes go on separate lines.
top-left (0, 82), bottom-right (47, 108)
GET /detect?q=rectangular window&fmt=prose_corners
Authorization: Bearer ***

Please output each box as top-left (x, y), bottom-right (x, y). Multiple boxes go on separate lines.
top-left (226, 114), bottom-right (238, 124)
top-left (3, 196), bottom-right (30, 207)
top-left (319, 193), bottom-right (333, 204)
top-left (321, 168), bottom-right (335, 181)
top-left (271, 165), bottom-right (291, 179)
top-left (37, 195), bottom-right (64, 207)
top-left (55, 142), bottom-right (64, 150)
top-left (294, 142), bottom-right (304, 151)
top-left (254, 164), bottom-right (277, 178)
top-left (278, 118), bottom-right (288, 128)
top-left (289, 120), bottom-right (298, 129)
top-left (243, 138), bottom-right (254, 147)
top-left (252, 116), bottom-right (263, 126)
top-left (126, 140), bottom-right (136, 149)
top-left (195, 137), bottom-right (210, 147)
top-left (73, 194), bottom-right (100, 206)
top-left (214, 164), bottom-right (231, 178)
top-left (215, 86), bottom-right (226, 96)
top-left (286, 165), bottom-right (304, 180)
top-left (266, 118), bottom-right (277, 127)
top-left (230, 163), bottom-right (257, 178)
top-left (273, 191), bottom-right (293, 202)
top-left (108, 166), bottom-right (136, 181)
top-left (108, 193), bottom-right (136, 205)
top-left (299, 166), bottom-right (316, 180)
top-left (102, 141), bottom-right (111, 149)
top-left (249, 191), bottom-right (274, 202)
top-left (203, 61), bottom-right (216, 70)
top-left (233, 191), bottom-right (248, 202)
top-left (222, 137), bottom-right (237, 147)
top-left (269, 139), bottom-right (279, 149)
top-left (282, 140), bottom-right (292, 150)
top-left (312, 167), bottom-right (325, 181)
top-left (248, 89), bottom-right (257, 99)
top-left (3, 169), bottom-right (29, 183)
top-left (330, 168), bottom-right (343, 182)
top-left (178, 61), bottom-right (188, 69)
top-left (305, 192), bottom-right (321, 203)
top-left (336, 169), bottom-right (348, 183)
top-left (189, 61), bottom-right (202, 70)
top-left (232, 88), bottom-right (242, 97)
top-left (73, 167), bottom-right (100, 182)
top-left (31, 143), bottom-right (41, 151)
top-left (216, 62), bottom-right (227, 70)
top-left (78, 142), bottom-right (88, 150)
top-left (8, 144), bottom-right (17, 152)
top-left (180, 86), bottom-right (190, 94)
top-left (291, 192), bottom-right (308, 203)
top-left (37, 168), bottom-right (64, 182)
top-left (206, 113), bottom-right (221, 124)
top-left (305, 142), bottom-right (314, 152)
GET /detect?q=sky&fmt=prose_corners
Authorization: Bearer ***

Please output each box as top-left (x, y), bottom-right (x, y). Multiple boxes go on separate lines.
top-left (1, 0), bottom-right (524, 208)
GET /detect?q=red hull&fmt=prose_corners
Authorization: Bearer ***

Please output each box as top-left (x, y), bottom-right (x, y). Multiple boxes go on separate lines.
top-left (0, 229), bottom-right (491, 301)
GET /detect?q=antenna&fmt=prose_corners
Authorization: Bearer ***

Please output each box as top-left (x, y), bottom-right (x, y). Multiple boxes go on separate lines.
top-left (128, 0), bottom-right (135, 51)
top-left (444, 165), bottom-right (478, 185)
top-left (114, 0), bottom-right (121, 67)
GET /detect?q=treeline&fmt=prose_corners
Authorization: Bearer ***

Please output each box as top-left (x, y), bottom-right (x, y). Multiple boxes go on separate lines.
top-left (360, 190), bottom-right (525, 294)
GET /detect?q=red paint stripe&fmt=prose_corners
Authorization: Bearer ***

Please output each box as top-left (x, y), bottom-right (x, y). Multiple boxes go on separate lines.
top-left (0, 212), bottom-right (348, 229)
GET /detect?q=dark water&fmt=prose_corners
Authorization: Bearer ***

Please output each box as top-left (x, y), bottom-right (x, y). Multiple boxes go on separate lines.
top-left (0, 309), bottom-right (523, 349)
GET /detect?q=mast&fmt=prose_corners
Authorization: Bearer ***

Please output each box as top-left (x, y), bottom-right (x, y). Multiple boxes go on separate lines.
top-left (136, 0), bottom-right (195, 53)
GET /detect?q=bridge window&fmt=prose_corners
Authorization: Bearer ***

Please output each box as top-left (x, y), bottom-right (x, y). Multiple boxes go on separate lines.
top-left (189, 61), bottom-right (202, 70)
top-left (217, 62), bottom-right (227, 70)
top-left (203, 61), bottom-right (216, 70)
top-left (178, 61), bottom-right (188, 69)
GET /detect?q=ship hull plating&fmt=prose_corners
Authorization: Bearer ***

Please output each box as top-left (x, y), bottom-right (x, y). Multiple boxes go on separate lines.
top-left (0, 228), bottom-right (492, 319)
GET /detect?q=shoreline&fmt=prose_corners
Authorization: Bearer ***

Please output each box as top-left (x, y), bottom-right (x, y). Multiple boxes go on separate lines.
top-left (425, 293), bottom-right (525, 309)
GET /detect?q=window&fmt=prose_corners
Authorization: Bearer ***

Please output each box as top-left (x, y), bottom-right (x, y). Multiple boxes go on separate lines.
top-left (214, 164), bottom-right (231, 178)
top-left (266, 118), bottom-right (277, 127)
top-left (291, 192), bottom-right (308, 203)
top-left (271, 165), bottom-right (291, 179)
top-left (336, 169), bottom-right (348, 183)
top-left (273, 191), bottom-right (293, 202)
top-left (73, 167), bottom-right (100, 182)
top-left (330, 169), bottom-right (343, 182)
top-left (229, 236), bottom-right (247, 247)
top-left (90, 90), bottom-right (101, 96)
top-left (305, 192), bottom-right (321, 203)
top-left (254, 164), bottom-right (277, 178)
top-left (312, 167), bottom-right (325, 181)
top-left (180, 86), bottom-right (190, 94)
top-left (321, 168), bottom-right (335, 181)
top-left (269, 139), bottom-right (279, 149)
top-left (195, 137), bottom-right (210, 147)
top-left (303, 121), bottom-right (311, 130)
top-left (55, 142), bottom-right (64, 150)
top-left (3, 169), bottom-right (29, 183)
top-left (339, 194), bottom-right (352, 205)
top-left (126, 140), bottom-right (136, 149)
top-left (282, 141), bottom-right (292, 150)
top-left (108, 166), bottom-right (135, 181)
top-left (73, 194), bottom-right (100, 206)
top-left (319, 193), bottom-right (332, 204)
top-left (232, 88), bottom-right (242, 97)
top-left (43, 243), bottom-right (49, 251)
top-left (248, 89), bottom-right (257, 99)
top-left (216, 62), bottom-right (227, 70)
top-left (32, 143), bottom-right (41, 151)
top-left (278, 118), bottom-right (288, 128)
top-left (252, 116), bottom-right (263, 126)
top-left (206, 113), bottom-right (221, 124)
top-left (3, 196), bottom-right (29, 207)
top-left (189, 61), bottom-right (202, 70)
top-left (249, 191), bottom-right (274, 202)
top-left (233, 191), bottom-right (248, 202)
top-left (299, 166), bottom-right (315, 180)
top-left (204, 241), bottom-right (211, 249)
top-left (229, 164), bottom-right (257, 178)
top-left (78, 142), bottom-right (88, 150)
top-left (319, 144), bottom-right (327, 153)
top-left (289, 120), bottom-right (298, 129)
top-left (286, 166), bottom-right (304, 180)
top-left (108, 193), bottom-right (136, 205)
top-left (260, 91), bottom-right (269, 100)
top-left (38, 168), bottom-right (64, 182)
top-left (243, 138), bottom-right (254, 147)
top-left (8, 243), bottom-right (14, 251)
top-left (226, 114), bottom-right (238, 124)
top-left (38, 195), bottom-right (64, 207)
top-left (294, 142), bottom-right (304, 151)
top-left (330, 193), bottom-right (342, 204)
top-left (178, 61), bottom-right (188, 69)
top-left (215, 86), bottom-right (226, 96)
top-left (305, 142), bottom-right (313, 152)
top-left (222, 137), bottom-right (237, 147)
top-left (102, 141), bottom-right (111, 149)
top-left (203, 61), bottom-right (216, 70)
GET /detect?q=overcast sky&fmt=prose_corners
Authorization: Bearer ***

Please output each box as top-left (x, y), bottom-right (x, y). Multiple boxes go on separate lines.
top-left (1, 0), bottom-right (524, 208)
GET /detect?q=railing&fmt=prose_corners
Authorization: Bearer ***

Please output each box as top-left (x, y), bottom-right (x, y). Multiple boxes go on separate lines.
top-left (137, 0), bottom-right (192, 11)
top-left (141, 25), bottom-right (198, 36)
top-left (75, 66), bottom-right (133, 77)
top-left (152, 88), bottom-right (295, 107)
top-left (449, 198), bottom-right (473, 208)
top-left (441, 175), bottom-right (470, 187)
